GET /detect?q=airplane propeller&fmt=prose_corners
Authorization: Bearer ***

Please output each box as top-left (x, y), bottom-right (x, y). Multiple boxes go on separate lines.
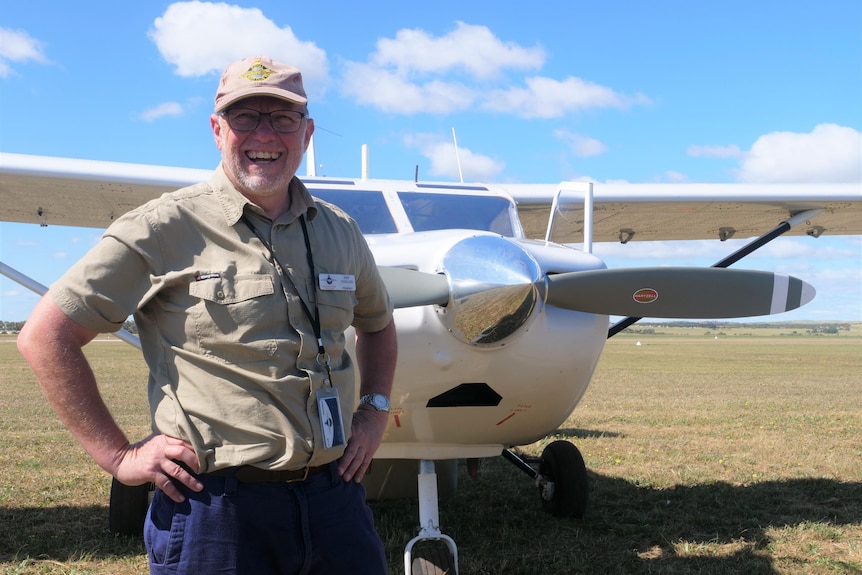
top-left (379, 265), bottom-right (815, 319)
top-left (376, 265), bottom-right (450, 308)
top-left (545, 267), bottom-right (815, 318)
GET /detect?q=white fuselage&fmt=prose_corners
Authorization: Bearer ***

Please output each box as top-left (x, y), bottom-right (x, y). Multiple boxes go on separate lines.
top-left (363, 230), bottom-right (609, 460)
top-left (297, 179), bottom-right (611, 460)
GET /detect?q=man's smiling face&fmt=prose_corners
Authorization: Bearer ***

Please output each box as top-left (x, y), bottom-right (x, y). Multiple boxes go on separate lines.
top-left (211, 95), bottom-right (314, 214)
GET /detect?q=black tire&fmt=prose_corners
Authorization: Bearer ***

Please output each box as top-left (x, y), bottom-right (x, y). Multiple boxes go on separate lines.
top-left (411, 540), bottom-right (457, 575)
top-left (108, 478), bottom-right (151, 537)
top-left (538, 440), bottom-right (589, 518)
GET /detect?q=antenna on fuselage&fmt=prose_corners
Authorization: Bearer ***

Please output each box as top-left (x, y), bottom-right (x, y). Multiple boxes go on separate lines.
top-left (361, 144), bottom-right (369, 180)
top-left (452, 128), bottom-right (464, 183)
top-left (306, 135), bottom-right (317, 177)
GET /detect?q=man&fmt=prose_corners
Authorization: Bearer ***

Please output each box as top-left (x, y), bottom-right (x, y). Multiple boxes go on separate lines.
top-left (17, 55), bottom-right (397, 574)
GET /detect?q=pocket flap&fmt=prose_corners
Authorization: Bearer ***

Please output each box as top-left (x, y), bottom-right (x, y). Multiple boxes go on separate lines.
top-left (189, 274), bottom-right (274, 304)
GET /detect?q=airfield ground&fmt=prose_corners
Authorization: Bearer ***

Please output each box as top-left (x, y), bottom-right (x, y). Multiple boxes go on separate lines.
top-left (0, 324), bottom-right (860, 574)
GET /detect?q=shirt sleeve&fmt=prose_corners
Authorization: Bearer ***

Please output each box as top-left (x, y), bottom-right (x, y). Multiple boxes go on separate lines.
top-left (50, 207), bottom-right (164, 333)
top-left (348, 218), bottom-right (394, 334)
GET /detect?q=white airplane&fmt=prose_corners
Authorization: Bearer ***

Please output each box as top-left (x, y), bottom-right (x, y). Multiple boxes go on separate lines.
top-left (1, 151), bottom-right (860, 574)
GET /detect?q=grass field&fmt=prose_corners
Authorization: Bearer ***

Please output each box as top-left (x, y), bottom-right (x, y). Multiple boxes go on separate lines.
top-left (1, 326), bottom-right (860, 574)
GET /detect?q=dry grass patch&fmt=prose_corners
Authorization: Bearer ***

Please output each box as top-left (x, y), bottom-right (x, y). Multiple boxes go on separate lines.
top-left (1, 329), bottom-right (860, 574)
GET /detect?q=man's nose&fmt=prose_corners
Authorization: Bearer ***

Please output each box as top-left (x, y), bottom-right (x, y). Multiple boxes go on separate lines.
top-left (252, 114), bottom-right (278, 136)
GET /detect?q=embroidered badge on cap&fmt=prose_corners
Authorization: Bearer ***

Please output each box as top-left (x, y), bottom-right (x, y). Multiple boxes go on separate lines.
top-left (241, 58), bottom-right (274, 82)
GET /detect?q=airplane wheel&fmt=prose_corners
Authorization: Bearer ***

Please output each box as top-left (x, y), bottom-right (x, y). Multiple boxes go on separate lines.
top-left (108, 478), bottom-right (151, 537)
top-left (411, 540), bottom-right (456, 575)
top-left (539, 440), bottom-right (588, 518)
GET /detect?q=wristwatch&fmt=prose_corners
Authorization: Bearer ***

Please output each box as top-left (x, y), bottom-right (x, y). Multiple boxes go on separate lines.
top-left (359, 393), bottom-right (391, 412)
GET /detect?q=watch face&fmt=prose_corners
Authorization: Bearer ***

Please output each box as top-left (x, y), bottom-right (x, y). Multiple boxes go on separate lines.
top-left (364, 394), bottom-right (390, 411)
top-left (374, 395), bottom-right (390, 410)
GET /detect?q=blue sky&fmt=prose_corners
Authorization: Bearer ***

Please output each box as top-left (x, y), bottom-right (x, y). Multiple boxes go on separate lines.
top-left (1, 0), bottom-right (860, 322)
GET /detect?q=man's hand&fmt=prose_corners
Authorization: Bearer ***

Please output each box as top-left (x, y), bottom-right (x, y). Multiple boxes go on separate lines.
top-left (341, 319), bottom-right (397, 483)
top-left (113, 434), bottom-right (204, 503)
top-left (337, 407), bottom-right (388, 483)
top-left (18, 297), bottom-right (203, 504)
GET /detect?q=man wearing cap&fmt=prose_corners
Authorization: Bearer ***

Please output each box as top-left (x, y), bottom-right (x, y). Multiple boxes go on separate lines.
top-left (17, 55), bottom-right (396, 574)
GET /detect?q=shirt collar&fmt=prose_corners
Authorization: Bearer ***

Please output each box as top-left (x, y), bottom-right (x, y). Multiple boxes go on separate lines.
top-left (209, 164), bottom-right (318, 226)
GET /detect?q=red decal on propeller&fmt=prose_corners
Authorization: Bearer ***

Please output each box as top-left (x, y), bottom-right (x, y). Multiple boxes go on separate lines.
top-left (633, 288), bottom-right (658, 303)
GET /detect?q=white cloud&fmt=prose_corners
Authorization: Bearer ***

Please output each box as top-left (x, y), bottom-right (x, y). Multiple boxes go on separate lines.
top-left (139, 101), bottom-right (184, 121)
top-left (483, 76), bottom-right (650, 119)
top-left (405, 134), bottom-right (505, 181)
top-left (594, 239), bottom-right (718, 261)
top-left (737, 124), bottom-right (862, 183)
top-left (342, 62), bottom-right (475, 114)
top-left (687, 144), bottom-right (742, 158)
top-left (554, 130), bottom-right (608, 157)
top-left (342, 21), bottom-right (543, 115)
top-left (149, 2), bottom-right (329, 94)
top-left (371, 22), bottom-right (544, 79)
top-left (664, 171), bottom-right (688, 183)
top-left (0, 27), bottom-right (48, 78)
top-left (342, 22), bottom-right (644, 119)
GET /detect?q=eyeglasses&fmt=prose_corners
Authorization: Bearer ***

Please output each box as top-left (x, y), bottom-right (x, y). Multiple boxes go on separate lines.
top-left (219, 108), bottom-right (307, 133)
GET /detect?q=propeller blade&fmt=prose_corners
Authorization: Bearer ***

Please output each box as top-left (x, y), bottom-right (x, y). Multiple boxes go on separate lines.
top-left (378, 266), bottom-right (450, 309)
top-left (546, 267), bottom-right (815, 318)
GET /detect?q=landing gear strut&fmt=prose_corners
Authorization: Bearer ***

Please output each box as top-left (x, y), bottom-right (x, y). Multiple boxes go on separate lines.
top-left (503, 440), bottom-right (589, 518)
top-left (404, 460), bottom-right (459, 575)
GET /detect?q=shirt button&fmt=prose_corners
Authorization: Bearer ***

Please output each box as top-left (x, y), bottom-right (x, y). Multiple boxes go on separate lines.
top-left (216, 290), bottom-right (225, 299)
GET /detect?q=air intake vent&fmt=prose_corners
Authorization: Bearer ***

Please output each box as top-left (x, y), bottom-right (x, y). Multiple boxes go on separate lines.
top-left (427, 383), bottom-right (502, 407)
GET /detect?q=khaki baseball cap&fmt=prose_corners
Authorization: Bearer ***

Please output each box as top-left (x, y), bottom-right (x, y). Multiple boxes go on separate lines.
top-left (214, 56), bottom-right (308, 112)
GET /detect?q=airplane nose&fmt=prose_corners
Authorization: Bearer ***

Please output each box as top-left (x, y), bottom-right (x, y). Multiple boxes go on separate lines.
top-left (437, 235), bottom-right (543, 346)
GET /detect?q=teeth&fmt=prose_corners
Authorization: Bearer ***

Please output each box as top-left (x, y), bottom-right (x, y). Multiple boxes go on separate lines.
top-left (246, 151), bottom-right (281, 160)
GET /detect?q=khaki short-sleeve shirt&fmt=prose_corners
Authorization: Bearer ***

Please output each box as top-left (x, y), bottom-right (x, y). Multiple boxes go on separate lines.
top-left (50, 165), bottom-right (393, 472)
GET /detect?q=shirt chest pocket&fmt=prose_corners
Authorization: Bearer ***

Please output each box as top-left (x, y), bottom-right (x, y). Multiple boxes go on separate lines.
top-left (188, 274), bottom-right (279, 363)
top-left (314, 288), bottom-right (357, 337)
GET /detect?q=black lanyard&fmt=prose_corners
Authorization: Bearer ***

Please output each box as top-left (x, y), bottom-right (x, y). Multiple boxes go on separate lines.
top-left (240, 213), bottom-right (332, 384)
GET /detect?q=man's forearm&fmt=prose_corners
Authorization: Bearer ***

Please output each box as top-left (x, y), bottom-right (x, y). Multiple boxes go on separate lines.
top-left (17, 295), bottom-right (130, 474)
top-left (354, 319), bottom-right (397, 398)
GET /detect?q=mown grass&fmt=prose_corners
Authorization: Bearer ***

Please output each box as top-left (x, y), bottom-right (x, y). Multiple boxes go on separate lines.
top-left (1, 327), bottom-right (860, 574)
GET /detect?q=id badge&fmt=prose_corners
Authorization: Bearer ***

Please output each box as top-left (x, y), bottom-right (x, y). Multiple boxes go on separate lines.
top-left (316, 387), bottom-right (346, 449)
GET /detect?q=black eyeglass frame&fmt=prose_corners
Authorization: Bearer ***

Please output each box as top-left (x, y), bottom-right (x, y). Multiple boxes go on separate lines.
top-left (218, 108), bottom-right (308, 133)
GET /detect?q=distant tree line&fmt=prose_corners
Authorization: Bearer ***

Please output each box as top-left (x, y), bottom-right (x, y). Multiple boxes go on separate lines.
top-left (1, 320), bottom-right (138, 334)
top-left (622, 321), bottom-right (853, 334)
top-left (2, 318), bottom-right (854, 335)
top-left (0, 321), bottom-right (26, 333)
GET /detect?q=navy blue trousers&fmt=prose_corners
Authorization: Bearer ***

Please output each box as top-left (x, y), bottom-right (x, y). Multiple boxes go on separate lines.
top-left (144, 463), bottom-right (388, 574)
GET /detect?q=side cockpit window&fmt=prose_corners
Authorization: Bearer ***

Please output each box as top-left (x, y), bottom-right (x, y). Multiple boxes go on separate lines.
top-left (398, 192), bottom-right (515, 236)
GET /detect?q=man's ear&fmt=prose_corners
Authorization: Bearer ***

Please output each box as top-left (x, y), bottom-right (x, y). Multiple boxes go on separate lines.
top-left (303, 118), bottom-right (315, 152)
top-left (211, 114), bottom-right (225, 151)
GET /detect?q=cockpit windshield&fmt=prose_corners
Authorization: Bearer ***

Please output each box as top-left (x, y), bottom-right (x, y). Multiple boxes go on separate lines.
top-left (310, 189), bottom-right (398, 234)
top-left (308, 188), bottom-right (516, 237)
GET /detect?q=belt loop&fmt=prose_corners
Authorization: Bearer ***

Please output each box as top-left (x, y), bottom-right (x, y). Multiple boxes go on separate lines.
top-left (223, 468), bottom-right (238, 497)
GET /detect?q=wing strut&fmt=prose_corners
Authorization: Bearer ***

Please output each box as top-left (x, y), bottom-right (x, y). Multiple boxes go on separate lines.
top-left (606, 209), bottom-right (823, 338)
top-left (0, 261), bottom-right (142, 349)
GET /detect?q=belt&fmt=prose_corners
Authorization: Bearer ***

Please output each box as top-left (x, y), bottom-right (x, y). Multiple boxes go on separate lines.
top-left (208, 464), bottom-right (329, 483)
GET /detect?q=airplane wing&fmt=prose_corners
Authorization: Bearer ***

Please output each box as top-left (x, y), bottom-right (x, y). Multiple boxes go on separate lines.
top-left (0, 153), bottom-right (209, 229)
top-left (504, 182), bottom-right (861, 243)
top-left (2, 153), bottom-right (860, 242)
